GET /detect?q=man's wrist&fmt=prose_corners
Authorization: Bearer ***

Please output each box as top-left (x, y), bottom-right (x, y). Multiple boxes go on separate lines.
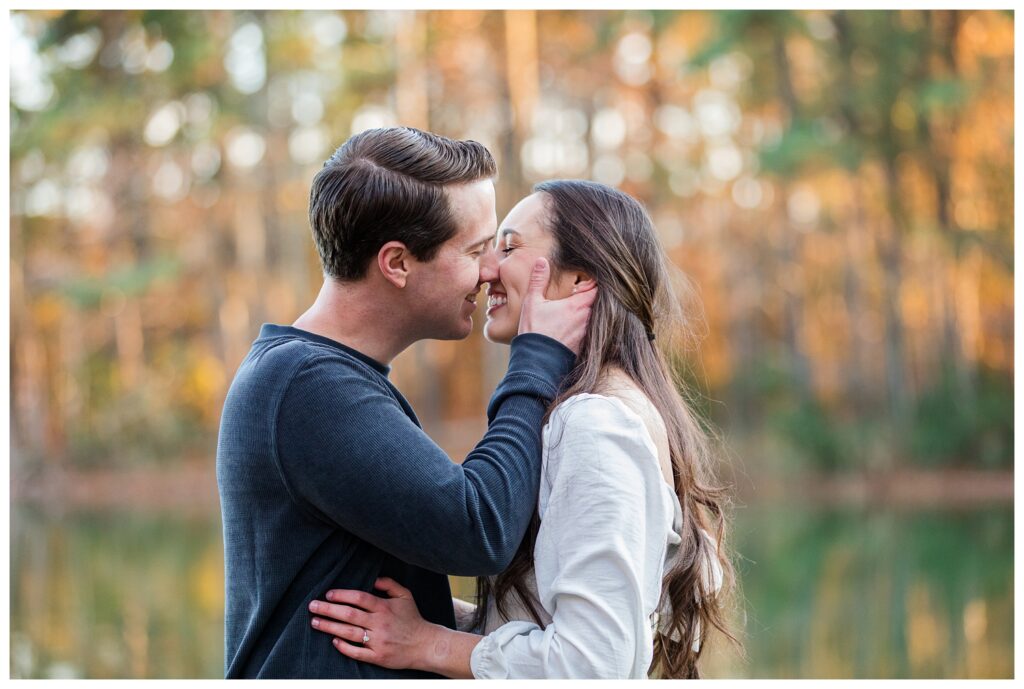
top-left (507, 333), bottom-right (576, 385)
top-left (511, 332), bottom-right (575, 363)
top-left (486, 333), bottom-right (576, 423)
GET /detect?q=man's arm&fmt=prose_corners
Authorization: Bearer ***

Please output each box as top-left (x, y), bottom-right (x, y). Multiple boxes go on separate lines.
top-left (274, 333), bottom-right (572, 576)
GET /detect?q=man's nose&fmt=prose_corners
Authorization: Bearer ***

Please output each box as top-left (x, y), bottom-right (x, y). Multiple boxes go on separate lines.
top-left (478, 245), bottom-right (500, 284)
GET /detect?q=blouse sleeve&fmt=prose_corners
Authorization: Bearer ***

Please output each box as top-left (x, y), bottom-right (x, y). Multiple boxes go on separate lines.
top-left (470, 396), bottom-right (671, 679)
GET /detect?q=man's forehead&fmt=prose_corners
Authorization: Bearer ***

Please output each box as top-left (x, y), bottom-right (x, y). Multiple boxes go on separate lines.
top-left (445, 178), bottom-right (495, 210)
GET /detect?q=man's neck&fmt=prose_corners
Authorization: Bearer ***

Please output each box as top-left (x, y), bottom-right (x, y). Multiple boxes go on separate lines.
top-left (292, 277), bottom-right (411, 365)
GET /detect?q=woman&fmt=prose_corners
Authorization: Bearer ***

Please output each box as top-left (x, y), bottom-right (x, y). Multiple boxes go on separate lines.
top-left (308, 180), bottom-right (736, 678)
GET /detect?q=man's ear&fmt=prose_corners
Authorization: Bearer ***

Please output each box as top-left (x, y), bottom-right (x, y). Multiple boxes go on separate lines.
top-left (377, 241), bottom-right (412, 289)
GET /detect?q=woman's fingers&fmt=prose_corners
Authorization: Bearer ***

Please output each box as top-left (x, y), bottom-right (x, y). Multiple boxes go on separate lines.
top-left (332, 637), bottom-right (375, 663)
top-left (374, 577), bottom-right (412, 598)
top-left (310, 616), bottom-right (365, 643)
top-left (323, 588), bottom-right (382, 611)
top-left (308, 600), bottom-right (372, 629)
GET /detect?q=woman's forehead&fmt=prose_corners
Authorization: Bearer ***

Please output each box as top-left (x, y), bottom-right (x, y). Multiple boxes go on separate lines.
top-left (499, 193), bottom-right (547, 235)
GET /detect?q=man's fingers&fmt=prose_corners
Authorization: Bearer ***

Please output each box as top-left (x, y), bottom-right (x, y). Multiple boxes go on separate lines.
top-left (525, 257), bottom-right (551, 298)
top-left (566, 284), bottom-right (599, 307)
top-left (309, 600), bottom-right (372, 628)
top-left (374, 577), bottom-right (412, 599)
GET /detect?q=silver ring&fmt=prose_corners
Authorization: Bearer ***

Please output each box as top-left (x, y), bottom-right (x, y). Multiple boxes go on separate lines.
top-left (362, 630), bottom-right (370, 644)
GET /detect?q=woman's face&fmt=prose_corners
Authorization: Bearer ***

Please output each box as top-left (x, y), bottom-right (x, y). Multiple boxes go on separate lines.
top-left (483, 193), bottom-right (579, 344)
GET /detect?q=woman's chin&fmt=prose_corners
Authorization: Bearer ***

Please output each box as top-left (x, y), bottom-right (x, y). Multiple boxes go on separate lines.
top-left (483, 320), bottom-right (515, 345)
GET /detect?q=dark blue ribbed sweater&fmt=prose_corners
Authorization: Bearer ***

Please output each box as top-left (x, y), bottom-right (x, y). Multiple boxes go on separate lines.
top-left (216, 324), bottom-right (573, 678)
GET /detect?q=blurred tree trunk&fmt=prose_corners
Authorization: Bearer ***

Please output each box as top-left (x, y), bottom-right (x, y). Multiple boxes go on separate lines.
top-left (247, 11), bottom-right (272, 329)
top-left (9, 216), bottom-right (49, 462)
top-left (843, 179), bottom-right (872, 412)
top-left (920, 10), bottom-right (976, 402)
top-left (772, 31), bottom-right (812, 399)
top-left (42, 309), bottom-right (67, 462)
top-left (500, 9), bottom-right (538, 205)
top-left (879, 157), bottom-right (910, 416)
top-left (110, 138), bottom-right (147, 391)
top-left (832, 11), bottom-right (871, 412)
top-left (726, 242), bottom-right (763, 427)
top-left (396, 11), bottom-right (429, 129)
top-left (837, 10), bottom-right (910, 418)
top-left (878, 12), bottom-right (915, 416)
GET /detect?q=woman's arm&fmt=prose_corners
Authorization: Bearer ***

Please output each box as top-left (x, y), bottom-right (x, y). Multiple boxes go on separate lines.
top-left (468, 396), bottom-right (669, 678)
top-left (452, 597), bottom-right (478, 632)
top-left (417, 626), bottom-right (480, 678)
top-left (308, 577), bottom-right (481, 678)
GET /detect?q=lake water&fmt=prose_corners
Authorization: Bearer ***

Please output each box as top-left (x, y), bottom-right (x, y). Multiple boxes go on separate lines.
top-left (10, 503), bottom-right (1013, 678)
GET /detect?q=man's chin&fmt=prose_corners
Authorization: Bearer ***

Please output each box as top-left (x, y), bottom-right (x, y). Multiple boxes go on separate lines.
top-left (431, 318), bottom-right (474, 341)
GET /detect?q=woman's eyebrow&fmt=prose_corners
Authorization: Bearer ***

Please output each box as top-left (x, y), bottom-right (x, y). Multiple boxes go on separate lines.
top-left (499, 228), bottom-right (521, 239)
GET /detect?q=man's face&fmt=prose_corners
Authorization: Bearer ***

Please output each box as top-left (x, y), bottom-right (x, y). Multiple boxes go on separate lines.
top-left (406, 179), bottom-right (497, 341)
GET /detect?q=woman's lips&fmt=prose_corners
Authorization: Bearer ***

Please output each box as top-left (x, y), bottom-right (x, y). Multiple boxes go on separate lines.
top-left (485, 293), bottom-right (507, 317)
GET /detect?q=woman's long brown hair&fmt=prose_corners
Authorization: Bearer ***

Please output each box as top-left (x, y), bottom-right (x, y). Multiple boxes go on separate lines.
top-left (471, 179), bottom-right (740, 678)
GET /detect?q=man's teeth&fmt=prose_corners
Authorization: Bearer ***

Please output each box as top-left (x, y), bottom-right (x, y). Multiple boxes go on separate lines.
top-left (487, 295), bottom-right (507, 308)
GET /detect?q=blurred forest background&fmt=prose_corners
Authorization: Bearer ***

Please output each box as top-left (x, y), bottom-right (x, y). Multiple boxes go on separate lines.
top-left (9, 9), bottom-right (1014, 679)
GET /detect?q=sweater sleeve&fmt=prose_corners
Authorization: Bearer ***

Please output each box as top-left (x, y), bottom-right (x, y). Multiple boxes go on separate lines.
top-left (274, 334), bottom-right (574, 576)
top-left (470, 396), bottom-right (672, 678)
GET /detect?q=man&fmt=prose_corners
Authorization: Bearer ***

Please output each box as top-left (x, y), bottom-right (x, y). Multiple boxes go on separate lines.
top-left (216, 127), bottom-right (595, 678)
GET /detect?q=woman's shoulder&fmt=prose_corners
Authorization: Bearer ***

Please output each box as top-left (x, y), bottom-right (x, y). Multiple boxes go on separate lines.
top-left (547, 391), bottom-right (644, 431)
top-left (546, 396), bottom-right (667, 475)
top-left (547, 372), bottom-right (672, 484)
top-left (598, 368), bottom-right (666, 423)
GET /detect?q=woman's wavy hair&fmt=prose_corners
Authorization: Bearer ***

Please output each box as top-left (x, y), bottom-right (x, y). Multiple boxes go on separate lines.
top-left (471, 179), bottom-right (740, 678)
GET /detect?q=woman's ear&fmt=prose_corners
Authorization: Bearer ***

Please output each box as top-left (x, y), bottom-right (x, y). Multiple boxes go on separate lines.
top-left (571, 273), bottom-right (597, 295)
top-left (377, 241), bottom-right (411, 289)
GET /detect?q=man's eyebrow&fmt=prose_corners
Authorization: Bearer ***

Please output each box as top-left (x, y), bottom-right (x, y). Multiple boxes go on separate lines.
top-left (463, 232), bottom-right (496, 251)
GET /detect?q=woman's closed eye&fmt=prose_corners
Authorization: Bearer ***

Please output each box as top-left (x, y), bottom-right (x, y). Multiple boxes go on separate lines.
top-left (500, 246), bottom-right (516, 255)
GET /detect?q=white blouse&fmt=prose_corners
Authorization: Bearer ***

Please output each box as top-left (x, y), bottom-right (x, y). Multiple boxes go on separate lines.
top-left (469, 393), bottom-right (723, 679)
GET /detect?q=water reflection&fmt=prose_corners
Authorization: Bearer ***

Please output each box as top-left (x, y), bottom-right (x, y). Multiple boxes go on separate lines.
top-left (10, 508), bottom-right (224, 678)
top-left (699, 505), bottom-right (1014, 678)
top-left (10, 504), bottom-right (1012, 678)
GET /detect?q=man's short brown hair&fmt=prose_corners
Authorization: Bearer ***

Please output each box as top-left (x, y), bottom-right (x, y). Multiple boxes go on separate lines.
top-left (308, 127), bottom-right (497, 281)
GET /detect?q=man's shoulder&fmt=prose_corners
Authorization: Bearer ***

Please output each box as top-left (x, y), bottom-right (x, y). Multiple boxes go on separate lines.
top-left (223, 336), bottom-right (393, 421)
top-left (247, 334), bottom-right (385, 385)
